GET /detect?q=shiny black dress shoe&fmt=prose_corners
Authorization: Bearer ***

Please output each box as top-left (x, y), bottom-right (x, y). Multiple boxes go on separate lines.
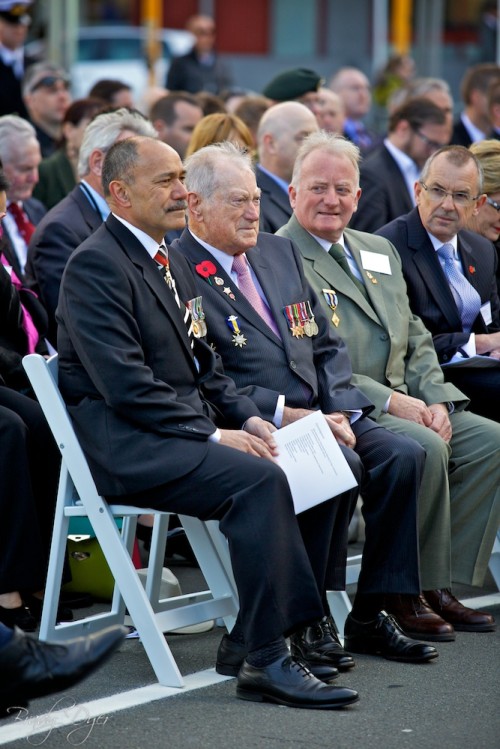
top-left (236, 655), bottom-right (359, 709)
top-left (216, 634), bottom-right (339, 682)
top-left (424, 589), bottom-right (496, 632)
top-left (0, 624), bottom-right (128, 717)
top-left (290, 615), bottom-right (355, 671)
top-left (344, 611), bottom-right (438, 663)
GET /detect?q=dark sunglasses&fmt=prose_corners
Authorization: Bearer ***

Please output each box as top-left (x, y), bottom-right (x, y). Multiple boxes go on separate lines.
top-left (29, 75), bottom-right (70, 93)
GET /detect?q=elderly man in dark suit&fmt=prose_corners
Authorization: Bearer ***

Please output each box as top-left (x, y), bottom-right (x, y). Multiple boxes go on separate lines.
top-left (174, 142), bottom-right (448, 660)
top-left (56, 134), bottom-right (361, 709)
top-left (27, 107), bottom-right (157, 346)
top-left (277, 131), bottom-right (499, 636)
top-left (376, 145), bottom-right (500, 422)
top-left (350, 98), bottom-right (450, 233)
top-left (0, 115), bottom-right (45, 281)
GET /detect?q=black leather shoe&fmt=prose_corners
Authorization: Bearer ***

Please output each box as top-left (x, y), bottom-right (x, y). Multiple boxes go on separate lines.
top-left (344, 611), bottom-right (438, 663)
top-left (216, 634), bottom-right (246, 677)
top-left (291, 615), bottom-right (355, 671)
top-left (0, 624), bottom-right (128, 715)
top-left (216, 634), bottom-right (339, 682)
top-left (236, 655), bottom-right (359, 709)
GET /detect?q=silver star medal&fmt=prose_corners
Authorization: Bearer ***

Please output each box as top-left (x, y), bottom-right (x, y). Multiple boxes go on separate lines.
top-left (226, 315), bottom-right (247, 347)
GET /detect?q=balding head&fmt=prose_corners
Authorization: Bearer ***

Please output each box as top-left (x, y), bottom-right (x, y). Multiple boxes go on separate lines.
top-left (257, 101), bottom-right (319, 181)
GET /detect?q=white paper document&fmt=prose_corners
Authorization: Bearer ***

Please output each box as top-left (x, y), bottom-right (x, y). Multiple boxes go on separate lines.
top-left (273, 411), bottom-right (359, 514)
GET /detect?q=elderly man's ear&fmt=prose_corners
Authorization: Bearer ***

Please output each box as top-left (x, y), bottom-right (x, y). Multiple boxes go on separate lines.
top-left (187, 192), bottom-right (204, 220)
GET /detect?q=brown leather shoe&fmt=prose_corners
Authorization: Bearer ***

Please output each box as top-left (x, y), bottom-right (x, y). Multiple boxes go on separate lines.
top-left (423, 589), bottom-right (496, 632)
top-left (383, 594), bottom-right (455, 641)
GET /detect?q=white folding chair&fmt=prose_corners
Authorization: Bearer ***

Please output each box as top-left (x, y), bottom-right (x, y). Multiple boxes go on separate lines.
top-left (22, 353), bottom-right (238, 688)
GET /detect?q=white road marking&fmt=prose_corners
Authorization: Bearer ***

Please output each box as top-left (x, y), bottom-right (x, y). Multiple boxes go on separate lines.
top-left (0, 669), bottom-right (232, 744)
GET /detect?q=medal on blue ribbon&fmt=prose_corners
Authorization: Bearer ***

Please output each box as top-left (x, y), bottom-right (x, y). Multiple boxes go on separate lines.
top-left (323, 289), bottom-right (340, 326)
top-left (226, 315), bottom-right (247, 347)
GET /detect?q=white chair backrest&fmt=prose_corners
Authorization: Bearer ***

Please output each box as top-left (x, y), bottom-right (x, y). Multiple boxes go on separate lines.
top-left (22, 354), bottom-right (100, 502)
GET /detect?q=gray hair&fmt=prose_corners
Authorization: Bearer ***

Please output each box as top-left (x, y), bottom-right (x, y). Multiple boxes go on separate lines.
top-left (290, 131), bottom-right (361, 189)
top-left (102, 137), bottom-right (144, 197)
top-left (184, 140), bottom-right (254, 200)
top-left (388, 77), bottom-right (452, 113)
top-left (419, 145), bottom-right (484, 193)
top-left (0, 115), bottom-right (38, 164)
top-left (77, 107), bottom-right (157, 178)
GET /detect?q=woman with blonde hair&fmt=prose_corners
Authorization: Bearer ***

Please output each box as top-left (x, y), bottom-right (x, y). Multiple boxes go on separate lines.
top-left (468, 139), bottom-right (500, 292)
top-left (185, 112), bottom-right (253, 157)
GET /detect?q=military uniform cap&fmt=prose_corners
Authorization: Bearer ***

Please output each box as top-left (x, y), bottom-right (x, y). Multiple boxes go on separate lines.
top-left (262, 68), bottom-right (323, 101)
top-left (0, 1), bottom-right (33, 26)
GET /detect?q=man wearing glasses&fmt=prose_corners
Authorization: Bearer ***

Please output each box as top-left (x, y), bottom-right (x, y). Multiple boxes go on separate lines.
top-left (350, 97), bottom-right (450, 233)
top-left (278, 131), bottom-right (499, 637)
top-left (377, 145), bottom-right (500, 423)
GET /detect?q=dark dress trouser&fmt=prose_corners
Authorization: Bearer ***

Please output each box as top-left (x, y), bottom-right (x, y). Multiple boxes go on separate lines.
top-left (114, 440), bottom-right (361, 652)
top-left (0, 387), bottom-right (60, 594)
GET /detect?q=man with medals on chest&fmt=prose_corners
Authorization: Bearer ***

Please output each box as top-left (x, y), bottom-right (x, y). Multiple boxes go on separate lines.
top-left (57, 135), bottom-right (366, 709)
top-left (175, 142), bottom-right (443, 665)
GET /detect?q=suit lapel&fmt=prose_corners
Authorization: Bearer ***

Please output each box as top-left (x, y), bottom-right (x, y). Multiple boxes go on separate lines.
top-left (406, 210), bottom-right (462, 328)
top-left (256, 167), bottom-right (291, 215)
top-left (286, 215), bottom-right (381, 326)
top-left (343, 229), bottom-right (393, 326)
top-left (105, 217), bottom-right (196, 365)
top-left (178, 229), bottom-right (283, 347)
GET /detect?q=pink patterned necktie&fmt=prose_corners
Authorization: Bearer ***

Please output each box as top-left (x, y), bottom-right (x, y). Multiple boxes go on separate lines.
top-left (0, 254), bottom-right (39, 353)
top-left (231, 253), bottom-right (280, 337)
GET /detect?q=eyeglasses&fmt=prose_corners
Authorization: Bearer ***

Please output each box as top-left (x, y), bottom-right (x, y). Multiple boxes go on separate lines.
top-left (29, 75), bottom-right (70, 93)
top-left (486, 196), bottom-right (500, 212)
top-left (419, 182), bottom-right (480, 207)
top-left (413, 130), bottom-right (446, 150)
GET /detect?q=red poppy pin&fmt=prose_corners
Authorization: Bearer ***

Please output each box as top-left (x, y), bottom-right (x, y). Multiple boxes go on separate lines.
top-left (195, 260), bottom-right (217, 283)
top-left (468, 265), bottom-right (476, 275)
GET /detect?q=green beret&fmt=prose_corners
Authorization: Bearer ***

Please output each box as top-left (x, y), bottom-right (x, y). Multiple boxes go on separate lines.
top-left (262, 68), bottom-right (323, 101)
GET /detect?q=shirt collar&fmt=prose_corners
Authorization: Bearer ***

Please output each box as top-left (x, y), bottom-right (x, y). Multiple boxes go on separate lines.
top-left (188, 228), bottom-right (235, 276)
top-left (112, 214), bottom-right (161, 259)
top-left (80, 180), bottom-right (110, 221)
top-left (257, 164), bottom-right (289, 194)
top-left (461, 112), bottom-right (487, 143)
top-left (384, 137), bottom-right (419, 178)
top-left (308, 231), bottom-right (348, 254)
top-left (428, 232), bottom-right (458, 255)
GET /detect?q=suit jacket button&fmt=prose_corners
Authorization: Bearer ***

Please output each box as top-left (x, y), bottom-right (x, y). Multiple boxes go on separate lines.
top-left (380, 333), bottom-right (388, 341)
top-left (290, 360), bottom-right (297, 369)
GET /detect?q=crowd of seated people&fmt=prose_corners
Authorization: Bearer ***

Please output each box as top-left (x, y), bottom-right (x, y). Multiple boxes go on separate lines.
top-left (0, 2), bottom-right (499, 708)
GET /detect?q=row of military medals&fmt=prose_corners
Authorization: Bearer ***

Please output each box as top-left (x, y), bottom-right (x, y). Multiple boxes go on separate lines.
top-left (186, 296), bottom-right (207, 338)
top-left (283, 301), bottom-right (319, 337)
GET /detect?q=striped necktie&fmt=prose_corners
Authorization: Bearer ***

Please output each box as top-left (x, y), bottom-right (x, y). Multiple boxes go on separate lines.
top-left (154, 244), bottom-right (181, 308)
top-left (437, 243), bottom-right (481, 332)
